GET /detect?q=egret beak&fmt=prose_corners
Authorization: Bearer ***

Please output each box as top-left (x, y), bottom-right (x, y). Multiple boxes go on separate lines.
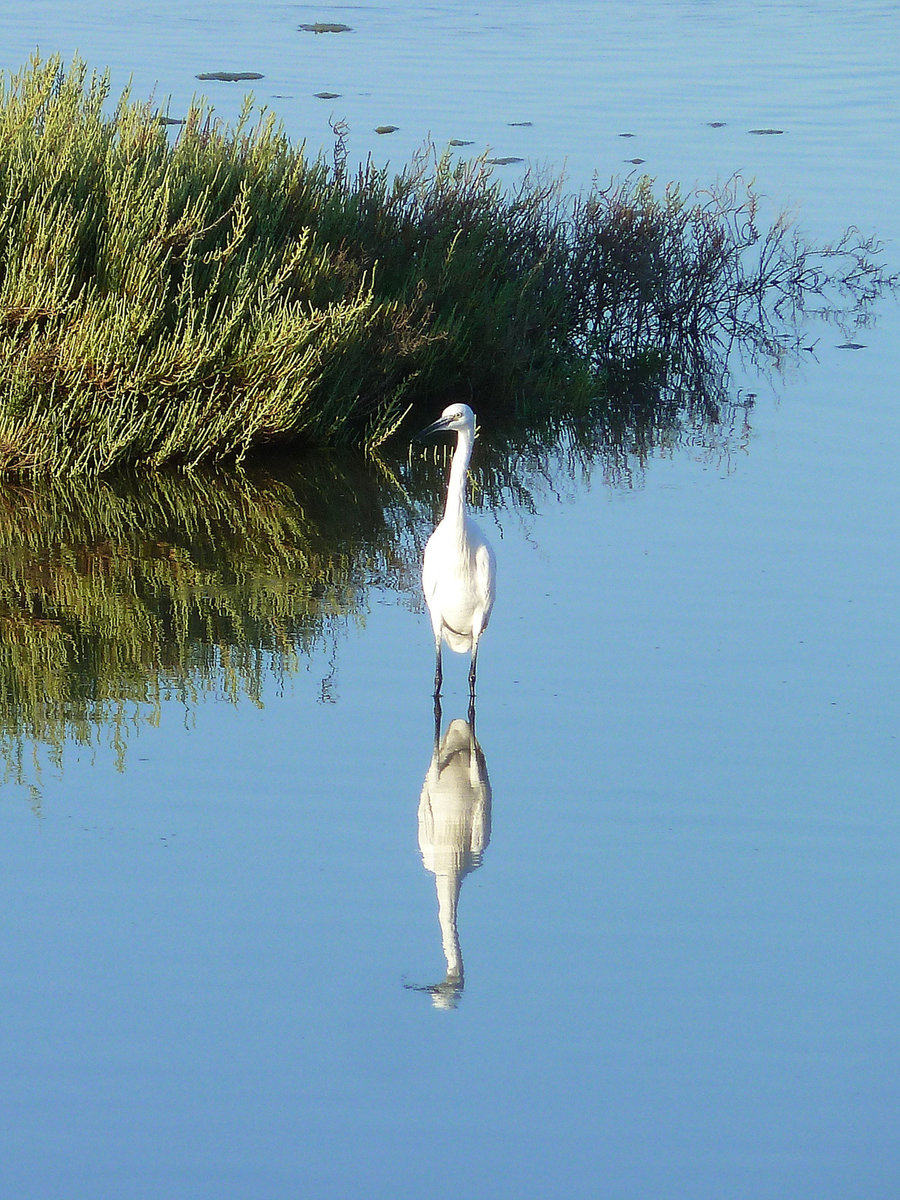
top-left (414, 415), bottom-right (455, 442)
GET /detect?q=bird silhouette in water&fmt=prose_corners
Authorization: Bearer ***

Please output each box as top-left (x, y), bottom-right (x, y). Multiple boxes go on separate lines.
top-left (407, 704), bottom-right (492, 1009)
top-left (417, 403), bottom-right (497, 702)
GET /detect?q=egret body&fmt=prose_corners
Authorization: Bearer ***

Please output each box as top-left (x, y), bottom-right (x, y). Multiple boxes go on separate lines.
top-left (418, 403), bottom-right (496, 700)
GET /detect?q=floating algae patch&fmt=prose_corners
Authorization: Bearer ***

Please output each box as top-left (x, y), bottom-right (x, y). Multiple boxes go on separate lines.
top-left (197, 71), bottom-right (264, 81)
top-left (749, 127), bottom-right (784, 135)
top-left (375, 125), bottom-right (398, 134)
top-left (449, 139), bottom-right (474, 147)
top-left (486, 156), bottom-right (524, 165)
top-left (315, 91), bottom-right (342, 99)
top-left (299, 22), bottom-right (353, 33)
top-left (708, 121), bottom-right (727, 128)
top-left (508, 121), bottom-right (533, 127)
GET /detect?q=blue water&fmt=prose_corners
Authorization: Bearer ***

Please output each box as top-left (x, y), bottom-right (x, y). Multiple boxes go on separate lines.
top-left (1, 3), bottom-right (899, 1198)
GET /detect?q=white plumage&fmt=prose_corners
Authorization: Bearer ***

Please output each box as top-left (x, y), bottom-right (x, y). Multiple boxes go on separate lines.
top-left (418, 403), bottom-right (496, 699)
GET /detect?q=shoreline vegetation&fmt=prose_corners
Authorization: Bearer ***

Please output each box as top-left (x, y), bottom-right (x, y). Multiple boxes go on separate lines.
top-left (0, 54), bottom-right (895, 477)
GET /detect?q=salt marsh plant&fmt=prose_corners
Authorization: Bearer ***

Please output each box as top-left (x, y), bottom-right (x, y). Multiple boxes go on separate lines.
top-left (0, 54), bottom-right (894, 476)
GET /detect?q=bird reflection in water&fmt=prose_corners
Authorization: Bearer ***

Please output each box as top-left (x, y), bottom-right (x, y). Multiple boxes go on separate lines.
top-left (407, 700), bottom-right (492, 1009)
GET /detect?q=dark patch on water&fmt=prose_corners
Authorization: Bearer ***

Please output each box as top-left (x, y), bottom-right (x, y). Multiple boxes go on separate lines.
top-left (375, 125), bottom-right (399, 134)
top-left (196, 71), bottom-right (263, 82)
top-left (486, 156), bottom-right (524, 165)
top-left (315, 91), bottom-right (342, 99)
top-left (749, 127), bottom-right (784, 135)
top-left (299, 22), bottom-right (353, 33)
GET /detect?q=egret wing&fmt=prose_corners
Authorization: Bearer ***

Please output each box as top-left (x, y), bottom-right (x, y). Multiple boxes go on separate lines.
top-left (474, 539), bottom-right (497, 627)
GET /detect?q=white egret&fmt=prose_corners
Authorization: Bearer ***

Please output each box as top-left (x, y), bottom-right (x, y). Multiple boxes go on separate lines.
top-left (417, 403), bottom-right (497, 700)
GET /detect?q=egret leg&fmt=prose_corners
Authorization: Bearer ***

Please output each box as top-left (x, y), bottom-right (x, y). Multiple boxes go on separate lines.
top-left (433, 639), bottom-right (443, 698)
top-left (433, 694), bottom-right (442, 752)
top-left (468, 642), bottom-right (478, 701)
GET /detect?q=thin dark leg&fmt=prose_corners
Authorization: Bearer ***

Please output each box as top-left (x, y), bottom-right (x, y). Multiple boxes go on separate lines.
top-left (433, 694), bottom-right (442, 753)
top-left (468, 644), bottom-right (478, 701)
top-left (433, 642), bottom-right (443, 698)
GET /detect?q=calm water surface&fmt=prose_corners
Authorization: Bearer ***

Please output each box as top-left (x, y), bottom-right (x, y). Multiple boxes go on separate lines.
top-left (1, 3), bottom-right (899, 1198)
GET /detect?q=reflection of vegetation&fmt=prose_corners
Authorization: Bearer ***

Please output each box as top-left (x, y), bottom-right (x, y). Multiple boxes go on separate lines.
top-left (0, 461), bottom-right (425, 785)
top-left (408, 377), bottom-right (755, 519)
top-left (3, 387), bottom-right (747, 788)
top-left (0, 56), bottom-right (894, 474)
top-left (0, 338), bottom-right (835, 794)
top-left (564, 174), bottom-right (896, 432)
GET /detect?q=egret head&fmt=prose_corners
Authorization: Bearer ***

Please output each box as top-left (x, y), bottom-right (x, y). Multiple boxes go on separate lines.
top-left (415, 402), bottom-right (477, 441)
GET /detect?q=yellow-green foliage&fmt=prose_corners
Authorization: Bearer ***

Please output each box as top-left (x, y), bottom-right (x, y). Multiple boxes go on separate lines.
top-left (0, 458), bottom-right (425, 782)
top-left (0, 55), bottom-right (892, 477)
top-left (0, 56), bottom-right (449, 473)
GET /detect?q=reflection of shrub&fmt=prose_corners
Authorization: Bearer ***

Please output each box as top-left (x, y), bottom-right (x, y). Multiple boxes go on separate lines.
top-left (565, 175), bottom-right (893, 375)
top-left (0, 463), bottom-right (424, 783)
top-left (0, 55), bottom-right (894, 475)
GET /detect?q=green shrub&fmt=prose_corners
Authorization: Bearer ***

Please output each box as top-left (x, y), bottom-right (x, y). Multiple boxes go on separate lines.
top-left (0, 54), bottom-right (893, 475)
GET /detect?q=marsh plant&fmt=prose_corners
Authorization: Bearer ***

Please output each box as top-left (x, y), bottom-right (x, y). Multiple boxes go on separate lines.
top-left (0, 54), bottom-right (894, 476)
